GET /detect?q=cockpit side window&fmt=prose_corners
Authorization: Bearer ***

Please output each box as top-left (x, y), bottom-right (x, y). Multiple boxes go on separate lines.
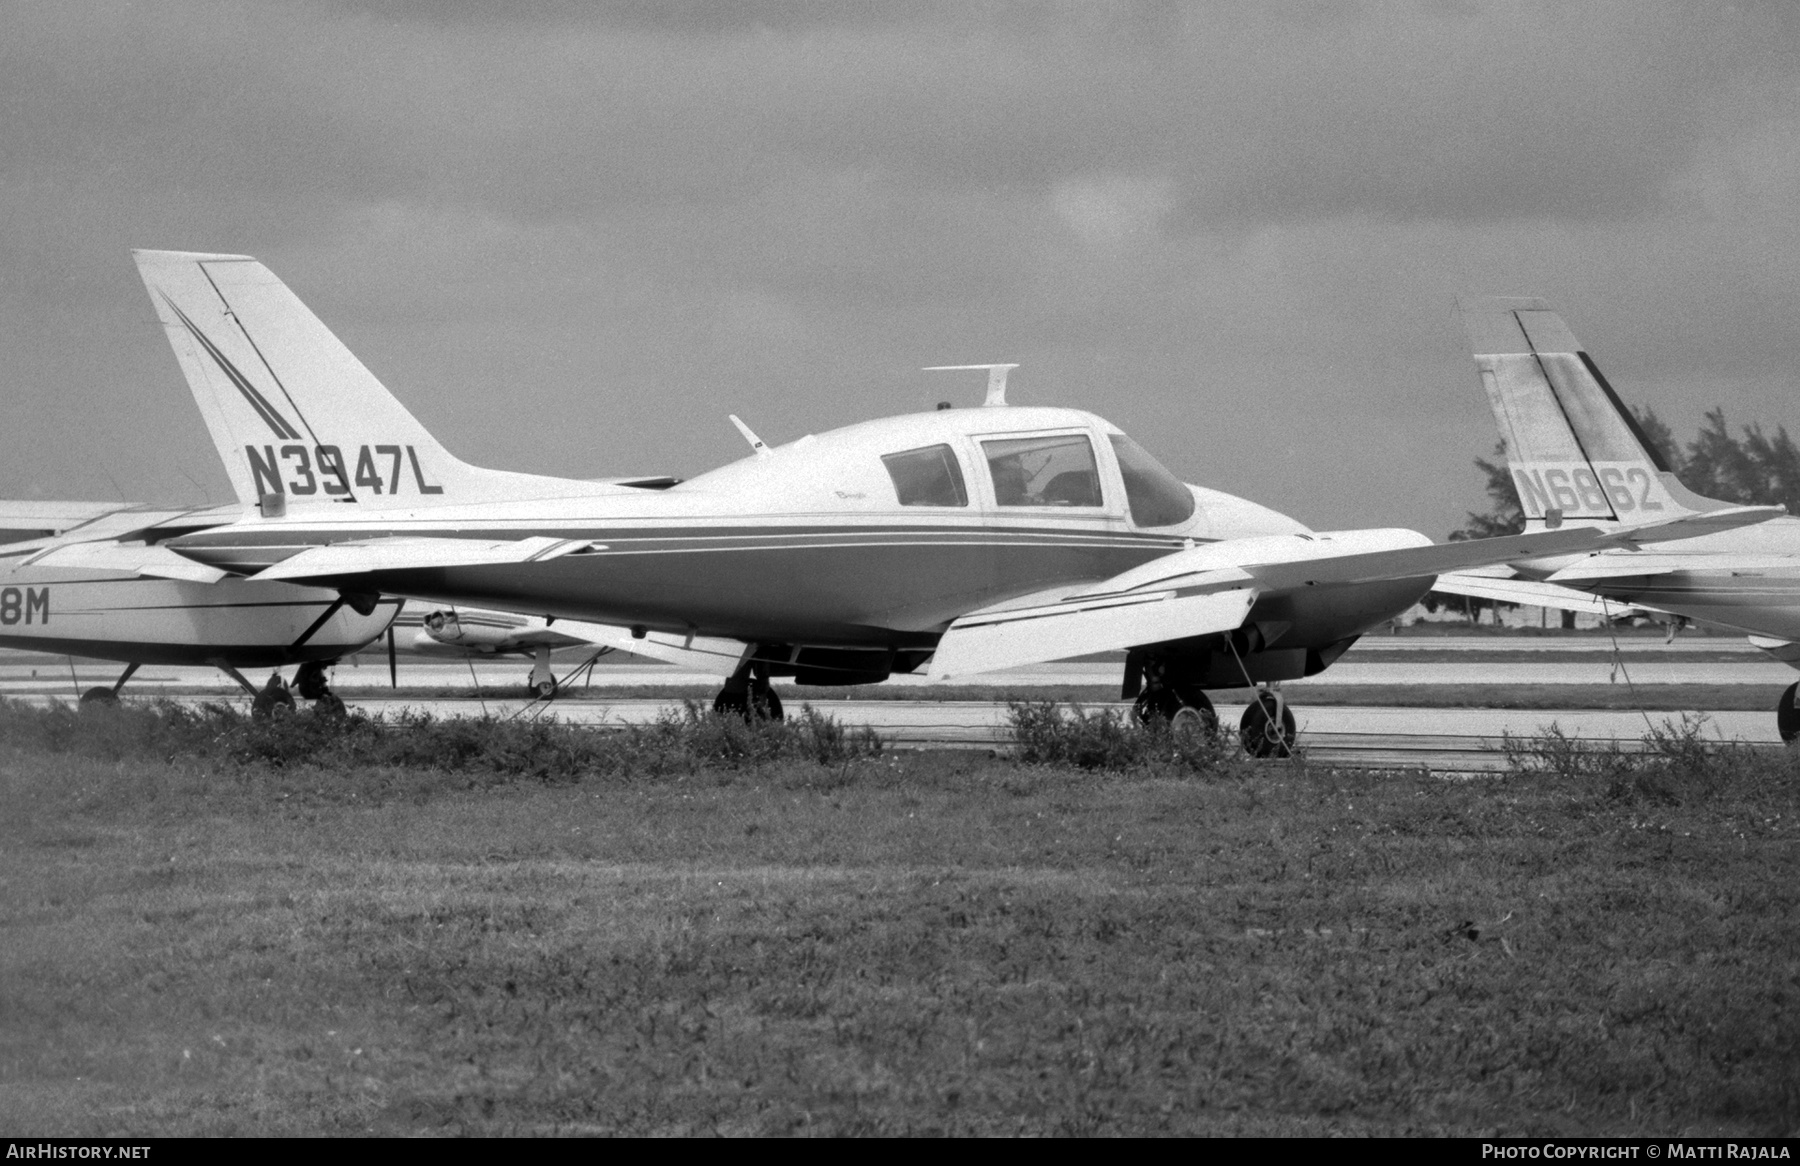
top-left (981, 434), bottom-right (1103, 507)
top-left (1109, 434), bottom-right (1196, 527)
top-left (881, 444), bottom-right (969, 507)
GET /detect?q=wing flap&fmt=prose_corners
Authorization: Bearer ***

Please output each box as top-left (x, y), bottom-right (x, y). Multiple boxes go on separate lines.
top-left (928, 587), bottom-right (1257, 680)
top-left (252, 536), bottom-right (605, 581)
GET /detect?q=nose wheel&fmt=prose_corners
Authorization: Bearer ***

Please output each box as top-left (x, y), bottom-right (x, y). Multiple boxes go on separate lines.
top-left (526, 645), bottom-right (557, 700)
top-left (1239, 689), bottom-right (1296, 758)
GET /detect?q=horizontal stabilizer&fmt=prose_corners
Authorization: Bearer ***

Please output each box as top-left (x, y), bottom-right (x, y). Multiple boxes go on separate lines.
top-left (252, 536), bottom-right (604, 582)
top-left (21, 541), bottom-right (229, 584)
top-left (0, 501), bottom-right (139, 544)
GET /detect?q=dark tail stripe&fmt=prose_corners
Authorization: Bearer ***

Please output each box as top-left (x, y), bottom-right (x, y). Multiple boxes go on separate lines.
top-left (160, 292), bottom-right (302, 441)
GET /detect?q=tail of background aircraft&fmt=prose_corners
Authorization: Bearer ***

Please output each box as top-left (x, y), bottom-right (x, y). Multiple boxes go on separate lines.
top-left (133, 250), bottom-right (623, 510)
top-left (1459, 296), bottom-right (1741, 528)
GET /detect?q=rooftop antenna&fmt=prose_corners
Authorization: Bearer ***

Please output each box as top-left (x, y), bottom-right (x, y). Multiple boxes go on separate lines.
top-left (923, 363), bottom-right (1019, 407)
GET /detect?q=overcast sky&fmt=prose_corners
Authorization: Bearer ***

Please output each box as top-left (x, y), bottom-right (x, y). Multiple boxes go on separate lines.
top-left (3, 0), bottom-right (1797, 536)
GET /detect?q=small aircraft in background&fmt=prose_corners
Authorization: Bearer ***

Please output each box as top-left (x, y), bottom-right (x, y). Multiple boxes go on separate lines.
top-left (1432, 298), bottom-right (1800, 740)
top-left (0, 500), bottom-right (399, 712)
top-left (111, 250), bottom-right (1777, 754)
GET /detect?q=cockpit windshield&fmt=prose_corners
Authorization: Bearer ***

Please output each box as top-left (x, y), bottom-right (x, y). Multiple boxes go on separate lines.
top-left (981, 434), bottom-right (1103, 507)
top-left (1109, 434), bottom-right (1195, 527)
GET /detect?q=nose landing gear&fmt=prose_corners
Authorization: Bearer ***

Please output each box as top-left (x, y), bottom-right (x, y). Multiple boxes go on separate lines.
top-left (526, 645), bottom-right (557, 700)
top-left (1238, 688), bottom-right (1296, 758)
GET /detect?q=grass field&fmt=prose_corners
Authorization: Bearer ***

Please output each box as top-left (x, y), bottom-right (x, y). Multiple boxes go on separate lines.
top-left (2, 702), bottom-right (1796, 1136)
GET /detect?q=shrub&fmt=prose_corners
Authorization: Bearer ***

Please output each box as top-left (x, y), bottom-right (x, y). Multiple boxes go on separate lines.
top-left (0, 697), bottom-right (882, 782)
top-left (1498, 712), bottom-right (1798, 807)
top-left (1006, 700), bottom-right (1257, 776)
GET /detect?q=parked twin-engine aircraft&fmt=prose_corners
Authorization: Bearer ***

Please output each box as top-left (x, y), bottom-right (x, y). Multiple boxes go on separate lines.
top-left (115, 251), bottom-right (1776, 753)
top-left (1432, 297), bottom-right (1800, 741)
top-left (0, 500), bottom-right (399, 708)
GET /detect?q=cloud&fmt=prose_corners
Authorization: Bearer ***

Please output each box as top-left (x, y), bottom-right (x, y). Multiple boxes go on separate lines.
top-left (2, 1), bottom-right (1799, 537)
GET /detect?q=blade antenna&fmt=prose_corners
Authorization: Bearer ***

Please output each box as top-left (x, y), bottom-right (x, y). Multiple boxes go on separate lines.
top-left (728, 415), bottom-right (770, 457)
top-left (923, 363), bottom-right (1019, 407)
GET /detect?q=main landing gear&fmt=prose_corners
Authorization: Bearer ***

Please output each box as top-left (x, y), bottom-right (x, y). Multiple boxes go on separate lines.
top-left (1779, 682), bottom-right (1800, 746)
top-left (712, 662), bottom-right (784, 721)
top-left (1133, 683), bottom-right (1219, 738)
top-left (77, 662), bottom-right (140, 706)
top-left (211, 660), bottom-right (345, 718)
top-left (1132, 658), bottom-right (1296, 758)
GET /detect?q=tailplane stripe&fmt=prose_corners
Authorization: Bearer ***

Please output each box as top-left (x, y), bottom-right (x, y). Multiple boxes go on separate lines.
top-left (160, 292), bottom-right (302, 442)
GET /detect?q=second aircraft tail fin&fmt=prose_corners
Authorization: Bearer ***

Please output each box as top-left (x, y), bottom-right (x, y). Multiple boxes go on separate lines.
top-left (1458, 296), bottom-right (1739, 527)
top-left (133, 250), bottom-right (622, 510)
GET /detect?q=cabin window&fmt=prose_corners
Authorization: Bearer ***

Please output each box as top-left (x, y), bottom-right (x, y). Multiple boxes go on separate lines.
top-left (881, 444), bottom-right (969, 507)
top-left (981, 434), bottom-right (1102, 507)
top-left (1109, 434), bottom-right (1196, 527)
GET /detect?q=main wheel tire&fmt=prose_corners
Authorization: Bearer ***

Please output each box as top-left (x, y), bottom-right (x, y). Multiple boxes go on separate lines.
top-left (1239, 691), bottom-right (1296, 758)
top-left (1779, 682), bottom-right (1800, 745)
top-left (1169, 689), bottom-right (1220, 740)
top-left (752, 685), bottom-right (784, 722)
top-left (714, 684), bottom-right (784, 721)
top-left (313, 693), bottom-right (348, 717)
top-left (252, 686), bottom-right (296, 720)
top-left (79, 687), bottom-right (119, 706)
top-left (1133, 687), bottom-right (1183, 725)
top-left (529, 677), bottom-right (557, 700)
top-left (1135, 686), bottom-right (1217, 736)
top-left (293, 661), bottom-right (331, 701)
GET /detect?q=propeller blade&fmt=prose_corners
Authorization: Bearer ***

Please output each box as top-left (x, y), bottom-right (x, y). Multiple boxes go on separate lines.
top-left (387, 626), bottom-right (398, 688)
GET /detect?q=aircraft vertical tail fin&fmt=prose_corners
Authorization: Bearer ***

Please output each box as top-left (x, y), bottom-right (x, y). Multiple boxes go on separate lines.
top-left (1458, 296), bottom-right (1737, 526)
top-left (133, 250), bottom-right (620, 509)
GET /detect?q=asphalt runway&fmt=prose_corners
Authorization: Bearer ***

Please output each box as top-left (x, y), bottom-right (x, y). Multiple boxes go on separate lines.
top-left (4, 635), bottom-right (1791, 770)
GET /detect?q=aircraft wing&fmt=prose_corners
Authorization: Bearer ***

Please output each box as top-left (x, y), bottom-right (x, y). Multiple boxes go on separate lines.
top-left (928, 514), bottom-right (1775, 680)
top-left (251, 536), bottom-right (605, 581)
top-left (18, 540), bottom-right (230, 584)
